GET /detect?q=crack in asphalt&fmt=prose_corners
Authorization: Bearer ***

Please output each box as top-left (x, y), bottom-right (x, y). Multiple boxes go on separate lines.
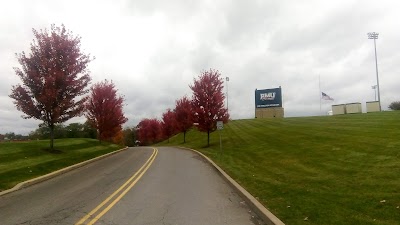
top-left (160, 201), bottom-right (176, 225)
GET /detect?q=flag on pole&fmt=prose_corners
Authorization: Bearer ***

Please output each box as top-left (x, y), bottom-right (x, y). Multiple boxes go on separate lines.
top-left (321, 92), bottom-right (334, 101)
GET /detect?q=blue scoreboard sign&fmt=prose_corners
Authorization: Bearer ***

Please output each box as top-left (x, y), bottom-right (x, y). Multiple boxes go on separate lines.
top-left (255, 87), bottom-right (282, 108)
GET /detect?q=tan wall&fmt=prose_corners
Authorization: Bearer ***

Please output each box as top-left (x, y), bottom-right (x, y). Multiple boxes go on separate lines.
top-left (366, 101), bottom-right (380, 112)
top-left (346, 103), bottom-right (362, 114)
top-left (255, 107), bottom-right (284, 118)
top-left (332, 104), bottom-right (346, 115)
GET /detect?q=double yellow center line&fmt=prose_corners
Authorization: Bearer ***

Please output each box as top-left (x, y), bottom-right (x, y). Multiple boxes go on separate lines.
top-left (75, 147), bottom-right (158, 225)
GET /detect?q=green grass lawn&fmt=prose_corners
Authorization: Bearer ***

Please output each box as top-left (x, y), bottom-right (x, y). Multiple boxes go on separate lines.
top-left (159, 111), bottom-right (400, 225)
top-left (0, 138), bottom-right (122, 191)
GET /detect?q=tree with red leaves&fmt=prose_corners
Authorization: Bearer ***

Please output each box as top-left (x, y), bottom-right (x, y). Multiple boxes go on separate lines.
top-left (190, 69), bottom-right (229, 146)
top-left (161, 109), bottom-right (177, 143)
top-left (137, 118), bottom-right (162, 145)
top-left (174, 96), bottom-right (193, 143)
top-left (112, 129), bottom-right (124, 145)
top-left (85, 80), bottom-right (128, 142)
top-left (9, 24), bottom-right (92, 151)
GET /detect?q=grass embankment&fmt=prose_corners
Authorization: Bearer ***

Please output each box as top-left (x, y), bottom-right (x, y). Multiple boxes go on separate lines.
top-left (159, 111), bottom-right (400, 225)
top-left (0, 138), bottom-right (122, 191)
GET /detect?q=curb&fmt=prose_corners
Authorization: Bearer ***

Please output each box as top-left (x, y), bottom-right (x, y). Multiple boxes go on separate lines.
top-left (0, 146), bottom-right (129, 197)
top-left (177, 146), bottom-right (285, 225)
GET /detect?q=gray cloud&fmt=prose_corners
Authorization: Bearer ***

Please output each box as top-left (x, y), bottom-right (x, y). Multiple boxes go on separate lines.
top-left (1, 0), bottom-right (399, 135)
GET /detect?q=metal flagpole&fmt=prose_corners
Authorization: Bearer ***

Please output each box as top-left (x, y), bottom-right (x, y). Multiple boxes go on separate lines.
top-left (226, 77), bottom-right (229, 114)
top-left (319, 75), bottom-right (322, 115)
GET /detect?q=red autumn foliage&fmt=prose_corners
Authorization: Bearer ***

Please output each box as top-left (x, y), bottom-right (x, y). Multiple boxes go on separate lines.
top-left (174, 96), bottom-right (194, 143)
top-left (190, 69), bottom-right (229, 146)
top-left (137, 118), bottom-right (162, 145)
top-left (112, 129), bottom-right (124, 145)
top-left (9, 24), bottom-right (92, 150)
top-left (85, 80), bottom-right (128, 142)
top-left (161, 109), bottom-right (177, 142)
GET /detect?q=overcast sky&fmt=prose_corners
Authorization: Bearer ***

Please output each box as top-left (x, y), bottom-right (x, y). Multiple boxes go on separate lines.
top-left (1, 0), bottom-right (399, 135)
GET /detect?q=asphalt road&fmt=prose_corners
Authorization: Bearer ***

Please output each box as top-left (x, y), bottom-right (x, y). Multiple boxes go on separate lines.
top-left (0, 147), bottom-right (264, 225)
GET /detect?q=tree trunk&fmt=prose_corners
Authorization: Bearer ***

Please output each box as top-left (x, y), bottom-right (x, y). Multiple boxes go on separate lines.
top-left (98, 130), bottom-right (102, 143)
top-left (50, 124), bottom-right (54, 151)
top-left (207, 130), bottom-right (210, 147)
top-left (183, 131), bottom-right (186, 143)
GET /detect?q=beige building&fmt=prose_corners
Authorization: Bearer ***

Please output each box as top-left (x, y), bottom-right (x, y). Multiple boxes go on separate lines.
top-left (366, 101), bottom-right (380, 112)
top-left (332, 103), bottom-right (363, 115)
top-left (332, 104), bottom-right (346, 115)
top-left (345, 103), bottom-right (362, 114)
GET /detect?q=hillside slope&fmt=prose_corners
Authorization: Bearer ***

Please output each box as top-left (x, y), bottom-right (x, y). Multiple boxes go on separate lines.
top-left (159, 111), bottom-right (400, 225)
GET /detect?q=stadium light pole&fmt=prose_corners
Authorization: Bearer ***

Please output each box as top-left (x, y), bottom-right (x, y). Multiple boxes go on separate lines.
top-left (367, 32), bottom-right (381, 111)
top-left (226, 77), bottom-right (229, 115)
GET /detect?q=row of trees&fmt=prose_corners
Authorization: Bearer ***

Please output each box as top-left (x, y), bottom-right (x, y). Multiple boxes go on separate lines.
top-left (28, 122), bottom-right (97, 140)
top-left (0, 133), bottom-right (29, 141)
top-left (27, 122), bottom-right (138, 147)
top-left (137, 96), bottom-right (193, 145)
top-left (9, 24), bottom-right (229, 149)
top-left (388, 101), bottom-right (400, 110)
top-left (137, 69), bottom-right (229, 147)
top-left (9, 25), bottom-right (127, 150)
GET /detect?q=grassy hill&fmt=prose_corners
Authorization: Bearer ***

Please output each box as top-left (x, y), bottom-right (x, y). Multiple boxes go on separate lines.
top-left (0, 138), bottom-right (122, 191)
top-left (159, 111), bottom-right (400, 225)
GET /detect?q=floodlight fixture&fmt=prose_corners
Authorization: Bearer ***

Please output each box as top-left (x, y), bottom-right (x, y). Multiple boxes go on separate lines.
top-left (367, 32), bottom-right (379, 39)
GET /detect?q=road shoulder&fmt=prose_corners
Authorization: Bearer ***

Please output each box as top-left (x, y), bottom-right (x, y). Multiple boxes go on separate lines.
top-left (176, 146), bottom-right (285, 225)
top-left (0, 147), bottom-right (128, 197)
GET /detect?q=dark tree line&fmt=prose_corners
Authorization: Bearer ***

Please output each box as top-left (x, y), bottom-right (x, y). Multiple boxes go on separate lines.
top-left (0, 132), bottom-right (29, 141)
top-left (28, 122), bottom-right (96, 140)
top-left (26, 122), bottom-right (137, 147)
top-left (388, 101), bottom-right (400, 110)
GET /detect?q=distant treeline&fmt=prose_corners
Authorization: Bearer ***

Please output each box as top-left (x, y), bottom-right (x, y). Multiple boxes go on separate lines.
top-left (1, 122), bottom-right (138, 147)
top-left (0, 133), bottom-right (29, 141)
